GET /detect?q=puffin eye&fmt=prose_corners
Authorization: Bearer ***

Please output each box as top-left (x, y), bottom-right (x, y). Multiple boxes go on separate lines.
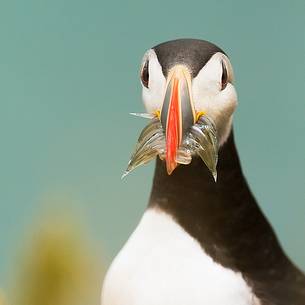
top-left (141, 60), bottom-right (149, 88)
top-left (221, 61), bottom-right (228, 90)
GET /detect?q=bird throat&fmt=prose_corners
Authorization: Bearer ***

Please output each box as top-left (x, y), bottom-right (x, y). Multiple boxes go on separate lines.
top-left (149, 130), bottom-right (243, 218)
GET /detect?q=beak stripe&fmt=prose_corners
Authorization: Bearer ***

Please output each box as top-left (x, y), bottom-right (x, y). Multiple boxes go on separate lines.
top-left (165, 78), bottom-right (180, 175)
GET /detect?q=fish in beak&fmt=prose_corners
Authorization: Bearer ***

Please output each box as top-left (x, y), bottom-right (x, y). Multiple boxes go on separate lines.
top-left (123, 65), bottom-right (218, 181)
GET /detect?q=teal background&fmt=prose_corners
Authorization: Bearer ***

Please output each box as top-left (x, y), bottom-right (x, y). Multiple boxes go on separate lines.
top-left (0, 0), bottom-right (304, 289)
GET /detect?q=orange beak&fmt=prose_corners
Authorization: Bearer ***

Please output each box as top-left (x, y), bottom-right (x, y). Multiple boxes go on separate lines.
top-left (160, 66), bottom-right (196, 175)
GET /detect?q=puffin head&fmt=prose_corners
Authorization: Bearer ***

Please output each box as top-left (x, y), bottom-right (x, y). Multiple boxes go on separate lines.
top-left (124, 39), bottom-right (237, 180)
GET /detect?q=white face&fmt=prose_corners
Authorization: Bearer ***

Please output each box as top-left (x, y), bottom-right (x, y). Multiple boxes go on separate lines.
top-left (140, 50), bottom-right (237, 146)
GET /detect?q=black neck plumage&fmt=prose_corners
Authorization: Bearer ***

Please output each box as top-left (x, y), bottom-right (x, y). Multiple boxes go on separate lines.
top-left (148, 130), bottom-right (305, 305)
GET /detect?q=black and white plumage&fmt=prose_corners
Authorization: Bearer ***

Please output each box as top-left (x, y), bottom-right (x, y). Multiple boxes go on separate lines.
top-left (101, 39), bottom-right (305, 305)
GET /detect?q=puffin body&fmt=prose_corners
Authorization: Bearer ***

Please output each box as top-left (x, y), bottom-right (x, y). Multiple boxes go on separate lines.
top-left (101, 39), bottom-right (305, 305)
top-left (102, 209), bottom-right (258, 305)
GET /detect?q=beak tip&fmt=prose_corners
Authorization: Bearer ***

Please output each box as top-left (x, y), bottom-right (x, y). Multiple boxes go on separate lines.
top-left (167, 169), bottom-right (174, 175)
top-left (166, 160), bottom-right (178, 175)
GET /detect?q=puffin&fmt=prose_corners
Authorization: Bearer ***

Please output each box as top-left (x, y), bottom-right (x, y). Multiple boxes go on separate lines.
top-left (101, 39), bottom-right (305, 305)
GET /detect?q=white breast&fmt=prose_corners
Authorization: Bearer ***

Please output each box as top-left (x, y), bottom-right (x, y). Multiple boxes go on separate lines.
top-left (101, 209), bottom-right (260, 305)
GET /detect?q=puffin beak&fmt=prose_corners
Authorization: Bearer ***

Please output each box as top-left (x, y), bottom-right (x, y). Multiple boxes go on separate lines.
top-left (160, 66), bottom-right (196, 175)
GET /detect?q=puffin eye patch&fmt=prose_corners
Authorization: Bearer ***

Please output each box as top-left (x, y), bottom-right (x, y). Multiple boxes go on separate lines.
top-left (141, 60), bottom-right (149, 88)
top-left (221, 60), bottom-right (228, 90)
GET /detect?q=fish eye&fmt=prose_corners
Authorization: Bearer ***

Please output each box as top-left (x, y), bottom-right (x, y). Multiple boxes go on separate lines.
top-left (221, 61), bottom-right (228, 90)
top-left (141, 60), bottom-right (149, 88)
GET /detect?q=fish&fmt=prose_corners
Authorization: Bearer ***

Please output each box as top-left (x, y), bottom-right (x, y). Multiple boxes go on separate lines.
top-left (122, 114), bottom-right (218, 181)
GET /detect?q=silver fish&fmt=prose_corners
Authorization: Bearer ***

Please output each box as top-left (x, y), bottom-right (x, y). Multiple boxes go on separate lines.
top-left (123, 115), bottom-right (218, 181)
top-left (122, 118), bottom-right (165, 179)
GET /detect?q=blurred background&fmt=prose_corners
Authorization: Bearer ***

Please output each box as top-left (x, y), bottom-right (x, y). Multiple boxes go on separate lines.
top-left (0, 0), bottom-right (304, 303)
